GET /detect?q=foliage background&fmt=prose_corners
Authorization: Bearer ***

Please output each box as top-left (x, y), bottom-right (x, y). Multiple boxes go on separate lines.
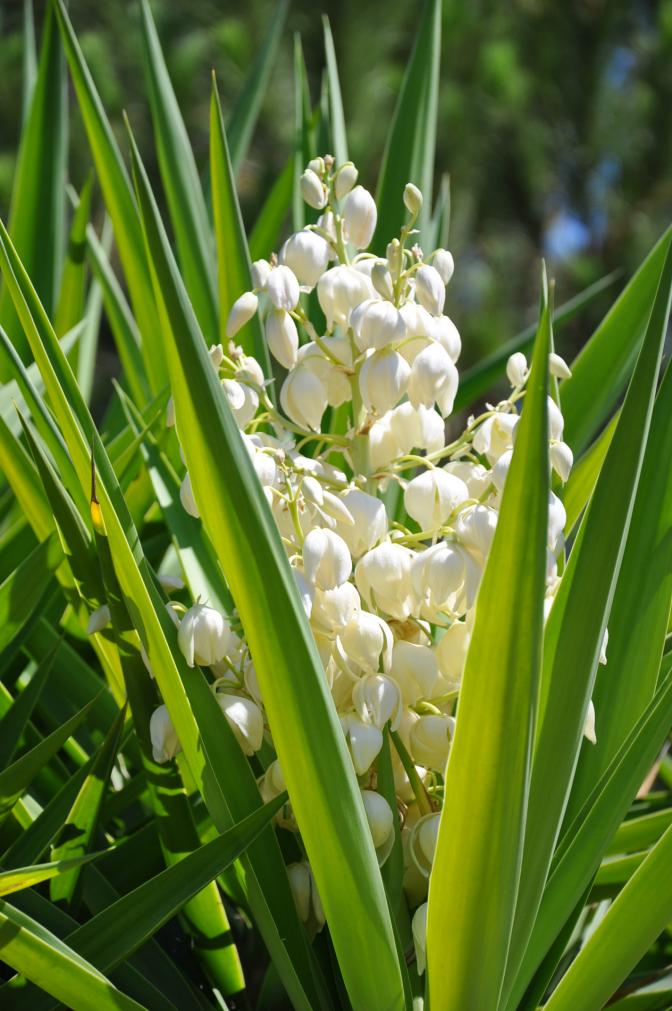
top-left (2, 0), bottom-right (672, 409)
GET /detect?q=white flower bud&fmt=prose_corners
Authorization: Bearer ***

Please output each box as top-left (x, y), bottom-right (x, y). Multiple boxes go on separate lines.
top-left (337, 489), bottom-right (388, 557)
top-left (550, 440), bottom-right (573, 482)
top-left (411, 812), bottom-right (441, 875)
top-left (317, 265), bottom-right (374, 329)
top-left (150, 704), bottom-right (181, 764)
top-left (548, 491), bottom-right (567, 552)
top-left (412, 902), bottom-right (428, 975)
top-left (340, 713), bottom-right (383, 774)
top-left (281, 230), bottom-right (330, 286)
top-left (361, 788), bottom-right (394, 848)
top-left (355, 542), bottom-right (416, 619)
top-left (339, 611), bottom-right (393, 673)
top-left (390, 641), bottom-right (438, 705)
top-left (180, 473), bottom-right (200, 518)
top-left (280, 366), bottom-right (328, 431)
top-left (177, 603), bottom-right (236, 667)
top-left (217, 694), bottom-right (264, 755)
top-left (583, 698), bottom-right (597, 744)
top-left (166, 397), bottom-right (175, 427)
top-left (266, 265), bottom-right (300, 311)
top-left (359, 348), bottom-right (410, 414)
top-left (403, 182), bottom-right (423, 216)
top-left (455, 504), bottom-right (498, 557)
top-left (371, 261), bottom-right (395, 300)
top-left (408, 341), bottom-right (459, 417)
top-left (341, 185), bottom-right (377, 249)
top-left (287, 862), bottom-right (312, 922)
top-left (87, 604), bottom-right (111, 635)
top-left (404, 469), bottom-right (470, 531)
top-left (303, 527), bottom-right (352, 589)
top-left (226, 291), bottom-right (258, 337)
top-left (432, 248), bottom-right (455, 285)
top-left (415, 264), bottom-right (445, 315)
top-left (159, 573), bottom-right (185, 593)
top-left (251, 258), bottom-right (271, 289)
top-left (547, 396), bottom-right (565, 442)
top-left (300, 168), bottom-right (328, 209)
top-left (351, 298), bottom-right (406, 351)
top-left (549, 352), bottom-right (572, 379)
top-left (410, 713), bottom-right (454, 770)
top-left (260, 758), bottom-right (286, 802)
top-left (600, 628), bottom-right (609, 665)
top-left (266, 309), bottom-right (299, 369)
top-left (353, 674), bottom-right (402, 730)
top-left (307, 157), bottom-right (325, 175)
top-left (334, 161), bottom-right (358, 199)
top-left (506, 351), bottom-right (529, 387)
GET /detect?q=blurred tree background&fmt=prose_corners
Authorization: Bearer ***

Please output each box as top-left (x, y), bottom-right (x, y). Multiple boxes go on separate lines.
top-left (1, 0), bottom-right (671, 391)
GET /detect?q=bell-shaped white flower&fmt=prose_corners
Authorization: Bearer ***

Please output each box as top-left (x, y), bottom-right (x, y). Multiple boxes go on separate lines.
top-left (353, 674), bottom-right (402, 731)
top-left (180, 473), bottom-right (200, 518)
top-left (491, 448), bottom-right (514, 493)
top-left (410, 713), bottom-right (455, 770)
top-left (410, 812), bottom-right (441, 876)
top-left (339, 611), bottom-right (393, 673)
top-left (217, 694), bottom-right (264, 755)
top-left (355, 542), bottom-right (416, 619)
top-left (361, 788), bottom-right (395, 865)
top-left (292, 567), bottom-right (314, 619)
top-left (251, 259), bottom-right (271, 289)
top-left (473, 412), bottom-right (519, 463)
top-left (506, 351), bottom-right (529, 387)
top-left (358, 348), bottom-right (410, 414)
top-left (600, 628), bottom-right (609, 665)
top-left (547, 396), bottom-right (565, 441)
top-left (390, 402), bottom-right (445, 456)
top-left (87, 604), bottom-right (111, 635)
top-left (281, 229), bottom-right (330, 286)
top-left (430, 314), bottom-right (461, 362)
top-left (334, 161), bottom-right (358, 199)
top-left (456, 504), bottom-right (498, 557)
top-left (368, 413), bottom-right (404, 470)
top-left (280, 366), bottom-right (328, 431)
top-left (548, 491), bottom-right (567, 553)
top-left (350, 298), bottom-right (406, 351)
top-left (303, 527), bottom-right (352, 589)
top-left (177, 603), bottom-right (236, 668)
top-left (337, 489), bottom-right (388, 557)
top-left (260, 758), bottom-right (286, 803)
top-left (408, 341), bottom-right (458, 417)
top-left (412, 902), bottom-right (428, 975)
top-left (317, 265), bottom-right (374, 329)
top-left (444, 460), bottom-right (492, 499)
top-left (412, 542), bottom-right (466, 614)
top-left (550, 440), bottom-right (573, 482)
top-left (390, 641), bottom-right (438, 705)
top-left (222, 378), bottom-right (258, 428)
top-left (340, 713), bottom-right (383, 774)
top-left (226, 291), bottom-right (258, 337)
top-left (414, 264), bottom-right (445, 315)
top-left (266, 265), bottom-right (300, 311)
top-left (300, 168), bottom-right (327, 209)
top-left (549, 352), bottom-right (572, 379)
top-left (432, 248), bottom-right (455, 285)
top-left (287, 861), bottom-right (312, 922)
top-left (404, 469), bottom-right (469, 531)
top-left (436, 620), bottom-right (471, 685)
top-left (265, 309), bottom-right (299, 370)
top-left (150, 704), bottom-right (181, 764)
top-left (311, 582), bottom-right (360, 631)
top-left (341, 185), bottom-right (377, 249)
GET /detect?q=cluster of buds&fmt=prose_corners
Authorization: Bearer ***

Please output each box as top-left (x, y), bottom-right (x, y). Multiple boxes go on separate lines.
top-left (144, 156), bottom-right (605, 962)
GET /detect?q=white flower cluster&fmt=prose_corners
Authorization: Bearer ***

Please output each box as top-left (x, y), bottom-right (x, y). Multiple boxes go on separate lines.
top-left (144, 155), bottom-right (605, 958)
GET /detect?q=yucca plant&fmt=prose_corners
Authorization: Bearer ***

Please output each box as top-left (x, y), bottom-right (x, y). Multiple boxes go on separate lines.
top-left (1, 2), bottom-right (671, 1009)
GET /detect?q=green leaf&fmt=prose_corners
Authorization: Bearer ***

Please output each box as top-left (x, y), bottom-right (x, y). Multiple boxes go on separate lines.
top-left (0, 854), bottom-right (101, 898)
top-left (561, 224), bottom-right (672, 456)
top-left (607, 808), bottom-right (672, 857)
top-left (49, 706), bottom-right (126, 905)
top-left (129, 128), bottom-right (404, 1011)
top-left (0, 647), bottom-right (55, 771)
top-left (545, 821), bottom-right (672, 1011)
top-left (371, 0), bottom-right (441, 253)
top-left (8, 797), bottom-right (286, 1011)
top-left (0, 697), bottom-right (97, 823)
top-left (322, 17), bottom-right (348, 165)
top-left (139, 0), bottom-right (218, 342)
top-left (562, 410), bottom-right (618, 535)
top-left (55, 173), bottom-right (92, 337)
top-left (249, 154), bottom-right (294, 262)
top-left (21, 0), bottom-right (37, 125)
top-left (503, 240), bottom-right (672, 1002)
top-left (454, 270), bottom-right (620, 414)
top-left (426, 269), bottom-right (550, 1009)
top-left (0, 537), bottom-right (62, 656)
top-left (53, 0), bottom-right (165, 394)
top-left (227, 0), bottom-right (289, 174)
top-left (210, 77), bottom-right (271, 374)
top-left (0, 900), bottom-right (145, 1011)
top-left (0, 3), bottom-right (66, 371)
